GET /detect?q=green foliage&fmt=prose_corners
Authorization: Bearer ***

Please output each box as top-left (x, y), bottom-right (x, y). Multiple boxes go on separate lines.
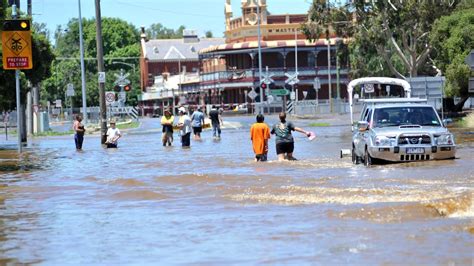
top-left (146, 23), bottom-right (185, 39)
top-left (308, 122), bottom-right (330, 127)
top-left (0, 11), bottom-right (55, 111)
top-left (0, 0), bottom-right (5, 22)
top-left (42, 17), bottom-right (140, 107)
top-left (205, 31), bottom-right (213, 38)
top-left (304, 0), bottom-right (460, 78)
top-left (430, 7), bottom-right (474, 97)
top-left (115, 121), bottom-right (139, 130)
top-left (430, 4), bottom-right (474, 96)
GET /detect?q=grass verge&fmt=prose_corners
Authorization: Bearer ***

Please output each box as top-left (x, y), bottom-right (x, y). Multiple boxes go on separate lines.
top-left (34, 130), bottom-right (74, 137)
top-left (308, 122), bottom-right (331, 127)
top-left (116, 121), bottom-right (140, 130)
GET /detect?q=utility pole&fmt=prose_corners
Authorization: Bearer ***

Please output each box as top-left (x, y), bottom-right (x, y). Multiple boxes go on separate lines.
top-left (78, 0), bottom-right (88, 124)
top-left (95, 0), bottom-right (107, 144)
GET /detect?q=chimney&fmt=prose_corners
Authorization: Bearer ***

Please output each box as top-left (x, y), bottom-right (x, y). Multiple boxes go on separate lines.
top-left (183, 29), bottom-right (199, 43)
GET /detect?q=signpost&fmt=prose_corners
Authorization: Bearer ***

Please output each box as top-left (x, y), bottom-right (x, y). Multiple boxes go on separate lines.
top-left (269, 89), bottom-right (290, 96)
top-left (2, 16), bottom-right (33, 152)
top-left (248, 89), bottom-right (258, 100)
top-left (98, 71), bottom-right (106, 83)
top-left (105, 91), bottom-right (116, 105)
top-left (66, 83), bottom-right (75, 97)
top-left (2, 19), bottom-right (33, 70)
top-left (314, 77), bottom-right (321, 103)
top-left (285, 72), bottom-right (300, 86)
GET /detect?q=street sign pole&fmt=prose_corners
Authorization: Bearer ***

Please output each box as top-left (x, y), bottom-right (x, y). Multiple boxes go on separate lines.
top-left (15, 69), bottom-right (21, 152)
top-left (78, 0), bottom-right (88, 124)
top-left (12, 5), bottom-right (21, 152)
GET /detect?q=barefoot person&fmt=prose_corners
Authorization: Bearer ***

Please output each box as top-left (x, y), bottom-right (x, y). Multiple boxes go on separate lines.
top-left (209, 106), bottom-right (223, 139)
top-left (160, 108), bottom-right (174, 146)
top-left (190, 106), bottom-right (205, 140)
top-left (177, 107), bottom-right (192, 148)
top-left (72, 114), bottom-right (86, 150)
top-left (105, 119), bottom-right (122, 148)
top-left (250, 114), bottom-right (270, 162)
top-left (271, 112), bottom-right (311, 161)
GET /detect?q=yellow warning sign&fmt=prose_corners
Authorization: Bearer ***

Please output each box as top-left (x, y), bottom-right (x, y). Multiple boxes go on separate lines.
top-left (2, 25), bottom-right (33, 70)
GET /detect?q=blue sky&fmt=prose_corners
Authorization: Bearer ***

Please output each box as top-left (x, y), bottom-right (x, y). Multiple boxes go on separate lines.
top-left (27, 0), bottom-right (311, 38)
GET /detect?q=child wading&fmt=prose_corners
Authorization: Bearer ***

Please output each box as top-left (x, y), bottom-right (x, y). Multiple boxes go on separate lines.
top-left (250, 114), bottom-right (270, 162)
top-left (105, 120), bottom-right (122, 148)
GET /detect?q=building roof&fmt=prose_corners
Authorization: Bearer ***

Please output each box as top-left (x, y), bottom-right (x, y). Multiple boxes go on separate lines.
top-left (143, 38), bottom-right (225, 62)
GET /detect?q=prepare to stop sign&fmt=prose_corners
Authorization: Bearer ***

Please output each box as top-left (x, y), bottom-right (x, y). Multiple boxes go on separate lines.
top-left (1, 19), bottom-right (33, 70)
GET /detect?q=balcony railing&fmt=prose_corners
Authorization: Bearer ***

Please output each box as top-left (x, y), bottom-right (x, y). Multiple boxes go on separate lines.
top-left (200, 67), bottom-right (348, 83)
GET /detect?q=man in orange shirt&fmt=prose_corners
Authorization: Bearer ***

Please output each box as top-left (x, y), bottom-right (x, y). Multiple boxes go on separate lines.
top-left (250, 114), bottom-right (271, 162)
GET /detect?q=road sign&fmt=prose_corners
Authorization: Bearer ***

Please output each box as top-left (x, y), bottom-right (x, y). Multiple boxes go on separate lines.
top-left (114, 71), bottom-right (131, 86)
top-left (303, 91), bottom-right (308, 99)
top-left (269, 89), bottom-right (290, 96)
top-left (105, 91), bottom-right (115, 105)
top-left (285, 73), bottom-right (299, 86)
top-left (290, 91), bottom-right (296, 100)
top-left (267, 95), bottom-right (274, 104)
top-left (248, 89), bottom-right (258, 100)
top-left (55, 99), bottom-right (62, 108)
top-left (118, 91), bottom-right (126, 102)
top-left (364, 84), bottom-right (374, 93)
top-left (313, 77), bottom-right (321, 91)
top-left (98, 72), bottom-right (106, 83)
top-left (1, 19), bottom-right (33, 70)
top-left (66, 83), bottom-right (75, 97)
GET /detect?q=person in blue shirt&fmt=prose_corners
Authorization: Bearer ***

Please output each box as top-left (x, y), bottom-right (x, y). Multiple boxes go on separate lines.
top-left (190, 106), bottom-right (205, 140)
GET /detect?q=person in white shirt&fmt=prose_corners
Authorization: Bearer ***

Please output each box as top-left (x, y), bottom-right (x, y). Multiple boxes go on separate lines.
top-left (105, 120), bottom-right (122, 148)
top-left (177, 107), bottom-right (192, 147)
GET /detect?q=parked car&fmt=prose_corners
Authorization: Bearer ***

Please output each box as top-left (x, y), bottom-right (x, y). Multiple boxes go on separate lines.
top-left (349, 76), bottom-right (456, 166)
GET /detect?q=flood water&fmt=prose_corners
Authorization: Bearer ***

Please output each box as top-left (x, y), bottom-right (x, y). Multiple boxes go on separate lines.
top-left (0, 116), bottom-right (473, 264)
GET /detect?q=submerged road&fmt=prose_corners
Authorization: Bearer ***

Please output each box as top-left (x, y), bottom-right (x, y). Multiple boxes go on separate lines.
top-left (0, 116), bottom-right (473, 264)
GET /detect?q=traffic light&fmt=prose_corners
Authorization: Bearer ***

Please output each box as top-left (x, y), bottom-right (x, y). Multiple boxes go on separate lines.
top-left (2, 19), bottom-right (30, 31)
top-left (113, 85), bottom-right (121, 92)
top-left (124, 84), bottom-right (131, 92)
top-left (260, 82), bottom-right (267, 90)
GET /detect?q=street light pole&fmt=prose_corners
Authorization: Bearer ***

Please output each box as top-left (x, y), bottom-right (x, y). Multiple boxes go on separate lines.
top-left (256, 0), bottom-right (263, 114)
top-left (78, 0), bottom-right (88, 124)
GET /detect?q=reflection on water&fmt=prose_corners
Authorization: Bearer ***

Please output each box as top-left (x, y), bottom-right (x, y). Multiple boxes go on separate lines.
top-left (0, 117), bottom-right (473, 264)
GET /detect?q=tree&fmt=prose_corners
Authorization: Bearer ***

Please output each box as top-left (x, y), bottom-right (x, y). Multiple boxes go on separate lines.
top-left (304, 0), bottom-right (459, 79)
top-left (146, 23), bottom-right (186, 39)
top-left (352, 0), bottom-right (458, 78)
top-left (429, 4), bottom-right (474, 110)
top-left (42, 17), bottom-right (140, 107)
top-left (205, 30), bottom-right (213, 38)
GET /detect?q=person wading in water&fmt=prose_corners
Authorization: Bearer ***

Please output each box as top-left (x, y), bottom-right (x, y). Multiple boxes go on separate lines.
top-left (271, 112), bottom-right (311, 161)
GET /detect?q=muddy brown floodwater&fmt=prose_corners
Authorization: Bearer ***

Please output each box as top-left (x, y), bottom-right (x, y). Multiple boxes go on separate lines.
top-left (0, 116), bottom-right (473, 264)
